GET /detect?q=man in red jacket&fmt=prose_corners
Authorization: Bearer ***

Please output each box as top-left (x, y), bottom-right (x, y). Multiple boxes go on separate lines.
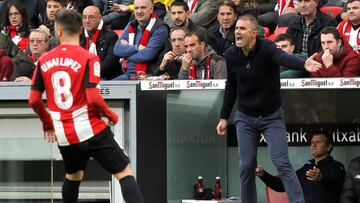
top-left (312, 26), bottom-right (360, 77)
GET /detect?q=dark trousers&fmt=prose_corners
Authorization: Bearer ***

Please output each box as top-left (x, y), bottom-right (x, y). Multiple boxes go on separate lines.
top-left (235, 108), bottom-right (304, 203)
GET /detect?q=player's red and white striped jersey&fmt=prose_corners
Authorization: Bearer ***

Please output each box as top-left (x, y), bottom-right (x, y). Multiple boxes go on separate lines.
top-left (31, 45), bottom-right (107, 146)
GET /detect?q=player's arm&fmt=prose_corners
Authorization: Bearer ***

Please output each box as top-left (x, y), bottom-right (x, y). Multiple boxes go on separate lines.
top-left (29, 89), bottom-right (54, 131)
top-left (85, 55), bottom-right (118, 125)
top-left (86, 87), bottom-right (118, 125)
top-left (29, 63), bottom-right (54, 132)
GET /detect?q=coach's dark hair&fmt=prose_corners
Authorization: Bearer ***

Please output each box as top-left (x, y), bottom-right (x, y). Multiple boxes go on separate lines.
top-left (55, 9), bottom-right (82, 35)
top-left (170, 0), bottom-right (189, 11)
top-left (237, 14), bottom-right (258, 31)
top-left (218, 0), bottom-right (238, 14)
top-left (320, 26), bottom-right (341, 41)
top-left (186, 31), bottom-right (205, 43)
top-left (312, 130), bottom-right (334, 154)
top-left (275, 33), bottom-right (294, 45)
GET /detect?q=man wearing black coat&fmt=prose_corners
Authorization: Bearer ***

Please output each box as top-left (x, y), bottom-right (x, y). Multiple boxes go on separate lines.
top-left (80, 6), bottom-right (122, 80)
top-left (256, 131), bottom-right (346, 203)
top-left (286, 0), bottom-right (337, 57)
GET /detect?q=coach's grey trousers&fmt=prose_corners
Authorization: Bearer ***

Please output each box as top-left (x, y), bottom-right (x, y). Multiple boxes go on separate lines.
top-left (234, 108), bottom-right (305, 203)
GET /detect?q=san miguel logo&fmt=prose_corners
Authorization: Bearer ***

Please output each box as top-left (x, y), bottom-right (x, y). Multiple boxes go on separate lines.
top-left (280, 80), bottom-right (295, 88)
top-left (301, 79), bottom-right (333, 87)
top-left (186, 80), bottom-right (218, 89)
top-left (148, 81), bottom-right (177, 90)
top-left (340, 78), bottom-right (360, 87)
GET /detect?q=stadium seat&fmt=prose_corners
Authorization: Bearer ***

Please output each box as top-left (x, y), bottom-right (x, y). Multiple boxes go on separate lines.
top-left (114, 29), bottom-right (124, 37)
top-left (320, 6), bottom-right (342, 17)
top-left (267, 27), bottom-right (288, 42)
top-left (266, 186), bottom-right (290, 203)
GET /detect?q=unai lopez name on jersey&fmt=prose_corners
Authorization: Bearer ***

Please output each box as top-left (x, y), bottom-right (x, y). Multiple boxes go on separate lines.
top-left (41, 57), bottom-right (82, 72)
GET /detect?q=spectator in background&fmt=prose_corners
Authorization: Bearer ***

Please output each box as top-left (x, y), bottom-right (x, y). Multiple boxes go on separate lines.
top-left (164, 0), bottom-right (220, 33)
top-left (15, 28), bottom-right (49, 82)
top-left (66, 0), bottom-right (94, 13)
top-left (178, 31), bottom-right (226, 79)
top-left (256, 131), bottom-right (346, 203)
top-left (337, 0), bottom-right (360, 55)
top-left (0, 48), bottom-right (14, 81)
top-left (38, 0), bottom-right (67, 50)
top-left (1, 1), bottom-right (30, 53)
top-left (111, 0), bottom-right (174, 21)
top-left (80, 6), bottom-right (122, 80)
top-left (167, 1), bottom-right (217, 50)
top-left (258, 0), bottom-right (299, 32)
top-left (0, 32), bottom-right (34, 81)
top-left (230, 0), bottom-right (267, 38)
top-left (212, 0), bottom-right (237, 56)
top-left (27, 29), bottom-right (49, 65)
top-left (286, 0), bottom-right (337, 57)
top-left (0, 0), bottom-right (46, 29)
top-left (158, 27), bottom-right (186, 79)
top-left (231, 0), bottom-right (259, 17)
top-left (312, 26), bottom-right (360, 77)
top-left (40, 0), bottom-right (67, 37)
top-left (93, 0), bottom-right (133, 30)
top-left (340, 155), bottom-right (360, 203)
top-left (257, 0), bottom-right (277, 14)
top-left (113, 0), bottom-right (168, 79)
top-left (275, 33), bottom-right (308, 78)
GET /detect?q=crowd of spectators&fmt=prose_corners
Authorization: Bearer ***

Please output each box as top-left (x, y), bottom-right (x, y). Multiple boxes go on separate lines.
top-left (0, 0), bottom-right (358, 81)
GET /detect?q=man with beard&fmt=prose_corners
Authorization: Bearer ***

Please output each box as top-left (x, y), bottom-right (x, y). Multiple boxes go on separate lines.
top-left (312, 26), bottom-right (360, 77)
top-left (167, 1), bottom-right (217, 51)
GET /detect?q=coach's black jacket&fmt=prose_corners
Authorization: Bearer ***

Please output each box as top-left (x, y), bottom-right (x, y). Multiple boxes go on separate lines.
top-left (220, 37), bottom-right (305, 118)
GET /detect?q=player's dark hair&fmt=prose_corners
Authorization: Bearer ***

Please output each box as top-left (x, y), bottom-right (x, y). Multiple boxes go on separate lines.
top-left (55, 9), bottom-right (82, 36)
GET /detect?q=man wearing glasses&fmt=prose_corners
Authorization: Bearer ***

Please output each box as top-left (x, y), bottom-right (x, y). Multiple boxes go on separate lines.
top-left (80, 6), bottom-right (122, 80)
top-left (15, 28), bottom-right (49, 82)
